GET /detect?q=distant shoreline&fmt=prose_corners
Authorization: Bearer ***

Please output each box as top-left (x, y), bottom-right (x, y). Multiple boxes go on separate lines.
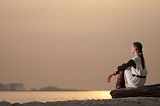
top-left (0, 83), bottom-right (87, 91)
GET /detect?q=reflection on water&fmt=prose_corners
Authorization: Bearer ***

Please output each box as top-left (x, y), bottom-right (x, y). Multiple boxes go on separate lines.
top-left (0, 91), bottom-right (111, 103)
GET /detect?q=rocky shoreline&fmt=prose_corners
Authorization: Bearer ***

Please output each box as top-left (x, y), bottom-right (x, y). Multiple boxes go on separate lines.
top-left (1, 97), bottom-right (160, 106)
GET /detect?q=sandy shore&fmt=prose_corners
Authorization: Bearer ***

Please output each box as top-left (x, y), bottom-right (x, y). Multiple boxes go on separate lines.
top-left (1, 97), bottom-right (160, 106)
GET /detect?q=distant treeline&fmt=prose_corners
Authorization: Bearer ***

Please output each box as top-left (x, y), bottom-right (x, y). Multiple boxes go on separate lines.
top-left (0, 83), bottom-right (25, 91)
top-left (0, 83), bottom-right (85, 91)
top-left (31, 86), bottom-right (84, 91)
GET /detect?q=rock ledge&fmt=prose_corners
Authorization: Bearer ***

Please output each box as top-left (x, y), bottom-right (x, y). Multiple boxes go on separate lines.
top-left (110, 83), bottom-right (160, 99)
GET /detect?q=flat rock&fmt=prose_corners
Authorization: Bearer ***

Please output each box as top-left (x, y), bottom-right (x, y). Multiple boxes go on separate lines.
top-left (110, 83), bottom-right (160, 99)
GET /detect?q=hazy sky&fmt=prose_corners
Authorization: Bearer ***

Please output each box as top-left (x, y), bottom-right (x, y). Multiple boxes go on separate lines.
top-left (0, 0), bottom-right (160, 90)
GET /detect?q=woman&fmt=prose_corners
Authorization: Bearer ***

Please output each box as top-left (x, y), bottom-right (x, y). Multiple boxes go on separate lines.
top-left (113, 42), bottom-right (148, 89)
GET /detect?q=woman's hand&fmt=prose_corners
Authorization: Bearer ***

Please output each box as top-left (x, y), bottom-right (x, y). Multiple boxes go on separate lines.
top-left (113, 72), bottom-right (117, 76)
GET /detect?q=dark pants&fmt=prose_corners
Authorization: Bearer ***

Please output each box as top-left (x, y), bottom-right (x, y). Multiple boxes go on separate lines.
top-left (116, 71), bottom-right (126, 89)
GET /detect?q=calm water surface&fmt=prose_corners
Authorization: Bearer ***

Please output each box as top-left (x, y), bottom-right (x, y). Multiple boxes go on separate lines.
top-left (0, 91), bottom-right (111, 103)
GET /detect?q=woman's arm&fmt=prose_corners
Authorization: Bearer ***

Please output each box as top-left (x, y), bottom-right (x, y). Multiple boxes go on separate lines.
top-left (115, 59), bottom-right (136, 75)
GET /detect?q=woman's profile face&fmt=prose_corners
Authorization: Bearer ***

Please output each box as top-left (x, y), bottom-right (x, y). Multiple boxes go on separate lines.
top-left (131, 44), bottom-right (136, 54)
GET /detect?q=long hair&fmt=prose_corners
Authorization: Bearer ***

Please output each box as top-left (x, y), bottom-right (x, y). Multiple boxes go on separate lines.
top-left (133, 42), bottom-right (145, 69)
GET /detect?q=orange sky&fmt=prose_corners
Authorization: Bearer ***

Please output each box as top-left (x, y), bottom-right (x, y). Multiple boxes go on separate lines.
top-left (0, 0), bottom-right (160, 90)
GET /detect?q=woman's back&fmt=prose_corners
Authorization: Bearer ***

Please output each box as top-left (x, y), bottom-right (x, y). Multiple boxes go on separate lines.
top-left (131, 56), bottom-right (148, 76)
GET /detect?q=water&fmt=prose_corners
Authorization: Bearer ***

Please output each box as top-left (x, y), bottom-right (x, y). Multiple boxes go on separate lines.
top-left (0, 91), bottom-right (111, 103)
